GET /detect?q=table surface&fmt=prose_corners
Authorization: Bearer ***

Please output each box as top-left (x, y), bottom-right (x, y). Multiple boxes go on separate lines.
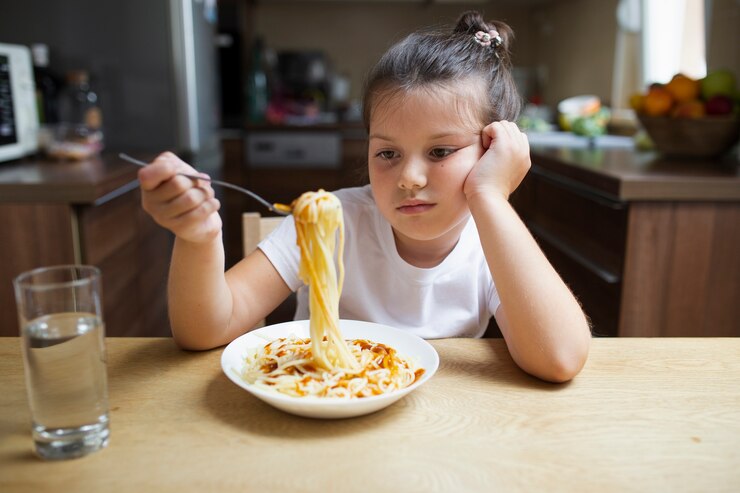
top-left (1, 337), bottom-right (739, 493)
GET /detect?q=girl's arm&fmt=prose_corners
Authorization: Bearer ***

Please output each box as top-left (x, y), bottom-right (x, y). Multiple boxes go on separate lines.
top-left (139, 153), bottom-right (291, 350)
top-left (166, 237), bottom-right (291, 350)
top-left (465, 123), bottom-right (591, 382)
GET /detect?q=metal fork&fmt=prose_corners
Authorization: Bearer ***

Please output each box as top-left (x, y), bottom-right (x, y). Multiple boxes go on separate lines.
top-left (119, 153), bottom-right (290, 216)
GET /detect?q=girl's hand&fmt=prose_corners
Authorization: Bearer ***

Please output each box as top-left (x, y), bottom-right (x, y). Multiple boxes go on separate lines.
top-left (138, 152), bottom-right (222, 244)
top-left (464, 121), bottom-right (531, 203)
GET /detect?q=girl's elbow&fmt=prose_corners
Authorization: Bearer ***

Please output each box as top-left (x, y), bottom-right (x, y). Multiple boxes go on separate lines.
top-left (170, 321), bottom-right (226, 351)
top-left (545, 336), bottom-right (591, 383)
top-left (172, 333), bottom-right (218, 351)
top-left (541, 357), bottom-right (585, 383)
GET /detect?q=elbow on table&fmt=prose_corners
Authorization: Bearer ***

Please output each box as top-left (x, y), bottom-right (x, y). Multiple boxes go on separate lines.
top-left (170, 323), bottom-right (228, 351)
top-left (172, 335), bottom-right (220, 352)
top-left (539, 336), bottom-right (591, 383)
top-left (538, 357), bottom-right (586, 383)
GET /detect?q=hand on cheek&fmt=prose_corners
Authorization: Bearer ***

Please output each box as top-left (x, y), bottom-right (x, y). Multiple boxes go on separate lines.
top-left (463, 121), bottom-right (531, 202)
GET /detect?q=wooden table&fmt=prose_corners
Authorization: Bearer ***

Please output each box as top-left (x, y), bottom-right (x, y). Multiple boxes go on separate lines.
top-left (1, 337), bottom-right (738, 492)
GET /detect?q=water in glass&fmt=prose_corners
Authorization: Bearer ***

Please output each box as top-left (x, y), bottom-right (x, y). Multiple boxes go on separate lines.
top-left (22, 312), bottom-right (109, 460)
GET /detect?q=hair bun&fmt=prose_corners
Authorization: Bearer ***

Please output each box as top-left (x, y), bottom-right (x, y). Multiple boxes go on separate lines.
top-left (454, 10), bottom-right (514, 53)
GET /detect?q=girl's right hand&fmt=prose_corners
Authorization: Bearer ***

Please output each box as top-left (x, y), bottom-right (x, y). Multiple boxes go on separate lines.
top-left (138, 152), bottom-right (222, 244)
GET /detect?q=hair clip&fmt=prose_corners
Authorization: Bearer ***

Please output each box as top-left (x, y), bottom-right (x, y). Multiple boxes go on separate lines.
top-left (473, 30), bottom-right (502, 48)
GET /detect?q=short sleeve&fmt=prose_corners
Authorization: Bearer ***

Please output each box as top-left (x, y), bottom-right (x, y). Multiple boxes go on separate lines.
top-left (487, 277), bottom-right (501, 316)
top-left (257, 215), bottom-right (303, 292)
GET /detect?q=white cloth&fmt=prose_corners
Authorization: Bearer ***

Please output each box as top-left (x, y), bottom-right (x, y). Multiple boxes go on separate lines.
top-left (258, 185), bottom-right (500, 339)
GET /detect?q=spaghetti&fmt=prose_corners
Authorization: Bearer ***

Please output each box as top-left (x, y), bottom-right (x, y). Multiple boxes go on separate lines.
top-left (292, 190), bottom-right (356, 371)
top-left (242, 189), bottom-right (423, 398)
top-left (242, 337), bottom-right (423, 398)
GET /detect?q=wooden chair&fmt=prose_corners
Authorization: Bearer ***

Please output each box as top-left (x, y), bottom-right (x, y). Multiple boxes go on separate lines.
top-left (242, 212), bottom-right (294, 328)
top-left (242, 212), bottom-right (284, 257)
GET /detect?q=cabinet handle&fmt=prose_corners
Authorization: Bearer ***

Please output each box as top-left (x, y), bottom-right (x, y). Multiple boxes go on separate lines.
top-left (526, 222), bottom-right (621, 285)
top-left (530, 166), bottom-right (625, 210)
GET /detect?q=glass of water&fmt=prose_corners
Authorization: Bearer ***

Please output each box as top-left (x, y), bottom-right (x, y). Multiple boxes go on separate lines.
top-left (14, 265), bottom-right (109, 460)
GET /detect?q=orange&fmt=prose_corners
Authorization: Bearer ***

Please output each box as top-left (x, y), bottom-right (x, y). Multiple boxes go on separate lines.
top-left (671, 99), bottom-right (706, 118)
top-left (643, 87), bottom-right (674, 116)
top-left (665, 74), bottom-right (700, 103)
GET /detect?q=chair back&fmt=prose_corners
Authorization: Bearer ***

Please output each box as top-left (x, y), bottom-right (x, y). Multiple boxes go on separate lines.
top-left (242, 212), bottom-right (288, 329)
top-left (242, 212), bottom-right (284, 258)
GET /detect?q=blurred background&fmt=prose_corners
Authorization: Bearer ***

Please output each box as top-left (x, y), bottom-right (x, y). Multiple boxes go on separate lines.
top-left (1, 0), bottom-right (738, 338)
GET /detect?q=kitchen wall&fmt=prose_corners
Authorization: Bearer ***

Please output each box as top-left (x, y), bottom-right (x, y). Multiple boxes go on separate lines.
top-left (250, 0), bottom-right (618, 107)
top-left (527, 0), bottom-right (619, 106)
top-left (252, 1), bottom-right (537, 101)
top-left (0, 0), bottom-right (179, 153)
top-left (249, 0), bottom-right (738, 110)
top-left (707, 0), bottom-right (740, 76)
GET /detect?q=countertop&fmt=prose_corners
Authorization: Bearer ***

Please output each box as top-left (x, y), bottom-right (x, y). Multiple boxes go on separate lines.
top-left (1, 337), bottom-right (738, 492)
top-left (0, 153), bottom-right (140, 203)
top-left (528, 140), bottom-right (740, 201)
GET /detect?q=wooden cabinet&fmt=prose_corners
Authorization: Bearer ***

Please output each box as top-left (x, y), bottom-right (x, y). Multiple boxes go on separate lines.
top-left (0, 156), bottom-right (173, 337)
top-left (619, 201), bottom-right (740, 337)
top-left (511, 168), bottom-right (628, 336)
top-left (514, 148), bottom-right (740, 337)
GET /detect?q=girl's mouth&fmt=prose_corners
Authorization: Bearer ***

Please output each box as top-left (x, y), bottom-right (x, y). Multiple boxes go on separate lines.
top-left (397, 201), bottom-right (435, 215)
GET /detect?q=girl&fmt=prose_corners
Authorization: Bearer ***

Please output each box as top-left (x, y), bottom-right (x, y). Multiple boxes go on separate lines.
top-left (138, 11), bottom-right (591, 382)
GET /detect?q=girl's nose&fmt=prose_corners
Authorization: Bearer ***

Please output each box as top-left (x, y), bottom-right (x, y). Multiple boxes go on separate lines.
top-left (397, 157), bottom-right (427, 190)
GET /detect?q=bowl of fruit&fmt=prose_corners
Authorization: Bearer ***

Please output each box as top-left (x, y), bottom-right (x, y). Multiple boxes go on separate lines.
top-left (632, 70), bottom-right (740, 158)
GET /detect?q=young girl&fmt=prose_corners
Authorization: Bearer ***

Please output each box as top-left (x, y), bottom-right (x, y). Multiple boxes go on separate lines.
top-left (138, 11), bottom-right (591, 382)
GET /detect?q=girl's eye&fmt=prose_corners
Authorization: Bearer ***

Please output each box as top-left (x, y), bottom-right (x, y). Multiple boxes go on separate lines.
top-left (376, 150), bottom-right (397, 161)
top-left (430, 148), bottom-right (455, 159)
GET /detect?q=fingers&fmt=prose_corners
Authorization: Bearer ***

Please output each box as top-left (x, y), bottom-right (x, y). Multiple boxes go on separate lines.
top-left (482, 121), bottom-right (529, 155)
top-left (146, 182), bottom-right (216, 221)
top-left (138, 151), bottom-right (221, 241)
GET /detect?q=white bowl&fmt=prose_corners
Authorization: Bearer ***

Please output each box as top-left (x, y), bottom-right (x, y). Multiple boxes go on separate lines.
top-left (221, 319), bottom-right (439, 419)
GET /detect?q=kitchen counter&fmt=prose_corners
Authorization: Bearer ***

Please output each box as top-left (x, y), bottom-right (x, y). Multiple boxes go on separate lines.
top-left (1, 336), bottom-right (738, 492)
top-left (0, 153), bottom-right (141, 203)
top-left (528, 143), bottom-right (740, 201)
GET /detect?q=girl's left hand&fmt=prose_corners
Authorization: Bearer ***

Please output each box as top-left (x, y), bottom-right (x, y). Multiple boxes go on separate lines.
top-left (463, 121), bottom-right (531, 203)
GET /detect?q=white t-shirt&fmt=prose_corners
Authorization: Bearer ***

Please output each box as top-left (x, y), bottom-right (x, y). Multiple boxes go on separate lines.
top-left (258, 185), bottom-right (500, 339)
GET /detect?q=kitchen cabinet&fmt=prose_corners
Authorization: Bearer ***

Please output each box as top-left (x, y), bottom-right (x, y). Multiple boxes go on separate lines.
top-left (513, 146), bottom-right (740, 337)
top-left (0, 155), bottom-right (173, 337)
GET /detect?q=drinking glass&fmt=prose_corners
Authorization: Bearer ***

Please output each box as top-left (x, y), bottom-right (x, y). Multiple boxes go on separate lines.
top-left (14, 265), bottom-right (110, 460)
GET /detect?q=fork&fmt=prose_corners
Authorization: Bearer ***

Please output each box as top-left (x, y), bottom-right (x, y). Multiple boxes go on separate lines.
top-left (119, 153), bottom-right (291, 216)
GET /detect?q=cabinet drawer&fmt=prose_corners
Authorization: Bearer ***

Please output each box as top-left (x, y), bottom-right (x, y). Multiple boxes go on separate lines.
top-left (246, 131), bottom-right (341, 169)
top-left (512, 167), bottom-right (628, 283)
top-left (535, 231), bottom-right (622, 336)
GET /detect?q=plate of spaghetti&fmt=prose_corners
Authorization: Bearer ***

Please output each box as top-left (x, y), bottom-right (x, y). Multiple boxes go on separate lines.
top-left (222, 189), bottom-right (437, 418)
top-left (221, 319), bottom-right (439, 418)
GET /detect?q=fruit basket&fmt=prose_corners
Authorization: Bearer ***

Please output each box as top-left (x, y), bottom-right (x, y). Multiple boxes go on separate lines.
top-left (637, 114), bottom-right (740, 158)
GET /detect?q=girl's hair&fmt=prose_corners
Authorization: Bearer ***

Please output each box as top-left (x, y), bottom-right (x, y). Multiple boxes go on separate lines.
top-left (362, 11), bottom-right (521, 129)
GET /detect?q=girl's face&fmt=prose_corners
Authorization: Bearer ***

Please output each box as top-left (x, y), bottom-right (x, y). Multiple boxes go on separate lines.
top-left (368, 86), bottom-right (485, 263)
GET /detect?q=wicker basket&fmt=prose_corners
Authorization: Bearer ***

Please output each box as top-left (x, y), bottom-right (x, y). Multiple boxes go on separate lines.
top-left (637, 115), bottom-right (740, 158)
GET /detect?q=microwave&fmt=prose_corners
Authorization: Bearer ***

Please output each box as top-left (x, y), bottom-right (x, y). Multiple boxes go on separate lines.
top-left (0, 43), bottom-right (38, 163)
